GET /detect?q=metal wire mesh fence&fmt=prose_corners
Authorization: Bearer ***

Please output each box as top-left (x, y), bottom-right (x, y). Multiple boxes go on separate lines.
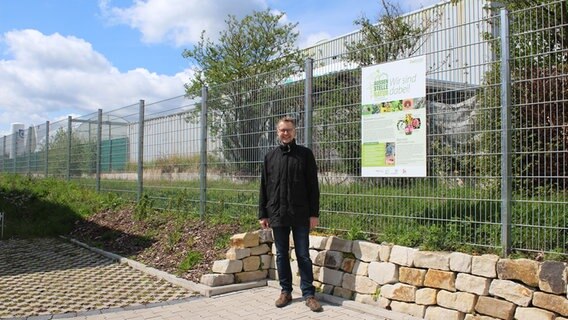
top-left (1, 1), bottom-right (566, 257)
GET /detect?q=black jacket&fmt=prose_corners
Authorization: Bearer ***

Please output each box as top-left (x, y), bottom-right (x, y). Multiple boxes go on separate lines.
top-left (259, 139), bottom-right (320, 227)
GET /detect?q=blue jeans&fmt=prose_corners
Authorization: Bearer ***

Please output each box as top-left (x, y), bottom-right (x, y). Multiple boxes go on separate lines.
top-left (272, 226), bottom-right (315, 298)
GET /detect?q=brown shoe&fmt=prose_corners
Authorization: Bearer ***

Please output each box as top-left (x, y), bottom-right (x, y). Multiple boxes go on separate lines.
top-left (275, 292), bottom-right (292, 308)
top-left (305, 296), bottom-right (322, 312)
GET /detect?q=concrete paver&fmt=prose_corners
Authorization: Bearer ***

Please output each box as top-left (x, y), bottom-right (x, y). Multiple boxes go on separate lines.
top-left (0, 238), bottom-right (423, 320)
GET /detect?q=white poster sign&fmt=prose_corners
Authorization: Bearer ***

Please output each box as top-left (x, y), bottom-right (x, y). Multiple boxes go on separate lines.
top-left (361, 56), bottom-right (427, 177)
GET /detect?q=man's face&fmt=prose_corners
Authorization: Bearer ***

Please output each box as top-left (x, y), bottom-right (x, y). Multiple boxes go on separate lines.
top-left (277, 121), bottom-right (296, 144)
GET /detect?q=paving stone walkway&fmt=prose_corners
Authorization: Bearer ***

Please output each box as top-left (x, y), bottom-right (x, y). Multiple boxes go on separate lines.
top-left (1, 238), bottom-right (422, 320)
top-left (0, 238), bottom-right (195, 319)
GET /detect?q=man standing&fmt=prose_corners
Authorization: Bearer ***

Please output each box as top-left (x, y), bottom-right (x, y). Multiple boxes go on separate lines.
top-left (258, 116), bottom-right (322, 312)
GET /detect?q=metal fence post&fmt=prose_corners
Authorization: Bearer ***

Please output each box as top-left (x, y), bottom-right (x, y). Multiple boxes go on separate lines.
top-left (137, 100), bottom-right (145, 201)
top-left (45, 121), bottom-right (49, 177)
top-left (67, 116), bottom-right (72, 181)
top-left (1, 136), bottom-right (5, 173)
top-left (12, 132), bottom-right (17, 174)
top-left (96, 109), bottom-right (102, 192)
top-left (27, 126), bottom-right (32, 175)
top-left (500, 8), bottom-right (512, 257)
top-left (200, 86), bottom-right (208, 219)
top-left (304, 58), bottom-right (314, 149)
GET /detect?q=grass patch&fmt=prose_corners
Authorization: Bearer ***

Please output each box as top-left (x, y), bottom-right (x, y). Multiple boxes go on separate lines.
top-left (178, 251), bottom-right (203, 272)
top-left (0, 174), bottom-right (121, 238)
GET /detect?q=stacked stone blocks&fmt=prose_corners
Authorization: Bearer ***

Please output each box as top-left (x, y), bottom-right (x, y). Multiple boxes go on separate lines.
top-left (202, 231), bottom-right (568, 320)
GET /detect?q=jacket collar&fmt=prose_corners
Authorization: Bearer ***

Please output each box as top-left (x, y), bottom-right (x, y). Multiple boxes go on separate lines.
top-left (279, 139), bottom-right (297, 154)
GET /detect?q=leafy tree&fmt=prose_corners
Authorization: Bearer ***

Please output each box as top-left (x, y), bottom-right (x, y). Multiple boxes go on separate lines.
top-left (344, 0), bottom-right (438, 66)
top-left (313, 0), bottom-right (441, 181)
top-left (474, 0), bottom-right (568, 193)
top-left (182, 10), bottom-right (305, 174)
top-left (40, 128), bottom-right (96, 177)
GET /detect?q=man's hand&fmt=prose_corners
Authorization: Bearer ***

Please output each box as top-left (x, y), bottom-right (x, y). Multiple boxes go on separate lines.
top-left (259, 218), bottom-right (269, 229)
top-left (310, 217), bottom-right (319, 230)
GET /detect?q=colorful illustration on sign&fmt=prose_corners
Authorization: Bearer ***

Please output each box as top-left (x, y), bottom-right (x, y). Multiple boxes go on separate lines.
top-left (397, 114), bottom-right (422, 135)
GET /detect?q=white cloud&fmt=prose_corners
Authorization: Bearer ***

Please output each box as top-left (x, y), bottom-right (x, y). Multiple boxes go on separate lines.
top-left (99, 0), bottom-right (268, 46)
top-left (0, 29), bottom-right (190, 136)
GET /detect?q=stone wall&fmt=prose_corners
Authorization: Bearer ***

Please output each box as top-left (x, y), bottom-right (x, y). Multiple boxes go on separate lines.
top-left (200, 231), bottom-right (568, 320)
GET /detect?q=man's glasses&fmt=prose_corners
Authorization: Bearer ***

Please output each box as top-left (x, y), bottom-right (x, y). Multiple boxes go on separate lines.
top-left (278, 128), bottom-right (295, 133)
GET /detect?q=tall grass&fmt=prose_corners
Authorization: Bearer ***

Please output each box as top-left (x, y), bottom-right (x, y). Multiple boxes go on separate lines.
top-left (0, 174), bottom-right (123, 238)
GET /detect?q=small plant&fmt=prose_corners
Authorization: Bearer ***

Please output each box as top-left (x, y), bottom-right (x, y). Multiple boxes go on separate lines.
top-left (214, 233), bottom-right (231, 250)
top-left (178, 251), bottom-right (203, 272)
top-left (166, 230), bottom-right (182, 251)
top-left (134, 194), bottom-right (153, 220)
top-left (345, 226), bottom-right (367, 241)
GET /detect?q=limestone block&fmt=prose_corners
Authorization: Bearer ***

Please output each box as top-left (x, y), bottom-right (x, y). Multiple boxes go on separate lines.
top-left (318, 267), bottom-right (344, 286)
top-left (474, 296), bottom-right (516, 320)
top-left (389, 245), bottom-right (418, 267)
top-left (309, 249), bottom-right (318, 263)
top-left (488, 279), bottom-right (533, 307)
top-left (242, 256), bottom-right (261, 272)
top-left (437, 290), bottom-right (477, 314)
top-left (342, 273), bottom-right (356, 291)
top-left (399, 267), bottom-right (426, 287)
top-left (353, 293), bottom-right (381, 306)
top-left (379, 243), bottom-right (393, 262)
top-left (268, 268), bottom-right (277, 280)
top-left (414, 251), bottom-right (451, 271)
top-left (333, 286), bottom-right (353, 299)
top-left (260, 254), bottom-right (271, 270)
top-left (230, 232), bottom-right (259, 248)
top-left (464, 315), bottom-right (499, 320)
top-left (314, 250), bottom-right (343, 269)
top-left (291, 261), bottom-right (300, 285)
top-left (321, 283), bottom-right (334, 295)
top-left (496, 258), bottom-right (539, 287)
top-left (352, 240), bottom-right (381, 262)
top-left (390, 301), bottom-right (426, 318)
top-left (424, 269), bottom-right (456, 292)
top-left (200, 274), bottom-right (235, 287)
top-left (325, 236), bottom-right (353, 253)
top-left (354, 275), bottom-right (379, 295)
top-left (212, 259), bottom-right (243, 274)
top-left (341, 257), bottom-right (355, 273)
top-left (538, 260), bottom-right (567, 294)
top-left (309, 235), bottom-right (327, 250)
top-left (270, 254), bottom-right (276, 269)
top-left (450, 252), bottom-right (472, 273)
top-left (353, 260), bottom-right (369, 276)
top-left (249, 243), bottom-right (270, 256)
top-left (226, 247), bottom-right (251, 260)
top-left (313, 280), bottom-right (322, 290)
top-left (313, 250), bottom-right (326, 266)
top-left (234, 270), bottom-right (267, 283)
top-left (342, 273), bottom-right (379, 294)
top-left (415, 288), bottom-right (438, 305)
top-left (253, 229), bottom-right (273, 244)
top-left (532, 291), bottom-right (568, 316)
top-left (455, 273), bottom-right (491, 296)
top-left (322, 250), bottom-right (344, 269)
top-left (380, 283), bottom-right (416, 302)
top-left (368, 261), bottom-right (399, 285)
top-left (424, 306), bottom-right (465, 320)
top-left (377, 296), bottom-right (391, 309)
top-left (514, 307), bottom-right (555, 320)
top-left (471, 254), bottom-right (499, 278)
top-left (313, 265), bottom-right (321, 280)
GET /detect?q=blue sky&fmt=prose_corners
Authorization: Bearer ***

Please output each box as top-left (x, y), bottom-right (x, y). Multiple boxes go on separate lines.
top-left (0, 0), bottom-right (441, 136)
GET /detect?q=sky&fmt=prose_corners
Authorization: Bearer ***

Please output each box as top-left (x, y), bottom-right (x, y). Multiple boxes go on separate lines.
top-left (0, 0), bottom-right (442, 136)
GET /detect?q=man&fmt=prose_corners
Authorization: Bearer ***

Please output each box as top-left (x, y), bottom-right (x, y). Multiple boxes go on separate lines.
top-left (258, 116), bottom-right (322, 312)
